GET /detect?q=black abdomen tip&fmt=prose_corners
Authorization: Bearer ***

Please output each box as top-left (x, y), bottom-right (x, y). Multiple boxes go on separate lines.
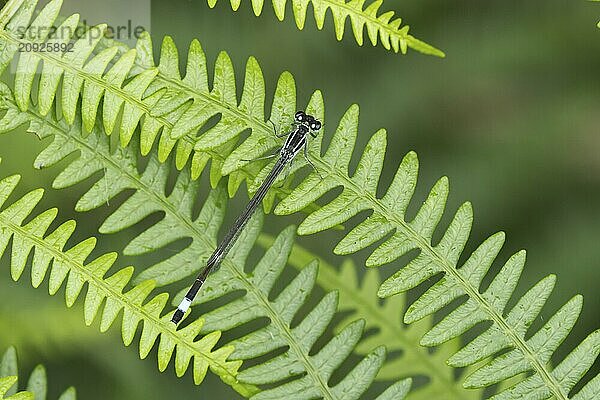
top-left (171, 309), bottom-right (185, 325)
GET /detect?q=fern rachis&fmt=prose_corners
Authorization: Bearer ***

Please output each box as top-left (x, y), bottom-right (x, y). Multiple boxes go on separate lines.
top-left (0, 0), bottom-right (597, 398)
top-left (0, 89), bottom-right (409, 397)
top-left (203, 0), bottom-right (445, 57)
top-left (0, 163), bottom-right (409, 399)
top-left (0, 173), bottom-right (255, 396)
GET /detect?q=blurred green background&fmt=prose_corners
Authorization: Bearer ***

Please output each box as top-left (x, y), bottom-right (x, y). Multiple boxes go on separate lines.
top-left (0, 0), bottom-right (598, 398)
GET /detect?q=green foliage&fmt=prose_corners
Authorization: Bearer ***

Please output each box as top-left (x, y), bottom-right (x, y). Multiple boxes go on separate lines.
top-left (179, 217), bottom-right (397, 400)
top-left (593, 0), bottom-right (600, 27)
top-left (0, 377), bottom-right (28, 400)
top-left (270, 104), bottom-right (600, 397)
top-left (203, 0), bottom-right (444, 56)
top-left (257, 232), bottom-right (483, 400)
top-left (0, 172), bottom-right (255, 397)
top-left (0, 346), bottom-right (75, 400)
top-left (0, 84), bottom-right (408, 398)
top-left (0, 0), bottom-right (597, 399)
top-left (0, 0), bottom-right (304, 209)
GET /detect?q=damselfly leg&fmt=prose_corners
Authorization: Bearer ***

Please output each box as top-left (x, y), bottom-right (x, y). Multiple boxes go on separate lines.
top-left (241, 119), bottom-right (289, 162)
top-left (268, 119), bottom-right (289, 138)
top-left (303, 142), bottom-right (322, 179)
top-left (241, 153), bottom-right (279, 162)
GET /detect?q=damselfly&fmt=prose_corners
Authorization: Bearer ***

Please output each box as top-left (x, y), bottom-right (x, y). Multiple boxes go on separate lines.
top-left (171, 110), bottom-right (322, 325)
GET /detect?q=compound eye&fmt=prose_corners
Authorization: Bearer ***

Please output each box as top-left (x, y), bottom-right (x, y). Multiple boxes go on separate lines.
top-left (295, 111), bottom-right (306, 122)
top-left (311, 121), bottom-right (322, 131)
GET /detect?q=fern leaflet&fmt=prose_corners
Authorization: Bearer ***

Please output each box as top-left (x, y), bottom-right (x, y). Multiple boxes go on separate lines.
top-left (203, 0), bottom-right (444, 57)
top-left (0, 174), bottom-right (256, 397)
top-left (256, 233), bottom-right (484, 400)
top-left (0, 346), bottom-right (75, 400)
top-left (259, 103), bottom-right (600, 399)
top-left (0, 348), bottom-right (31, 400)
top-left (0, 86), bottom-right (409, 398)
top-left (0, 0), bottom-right (597, 397)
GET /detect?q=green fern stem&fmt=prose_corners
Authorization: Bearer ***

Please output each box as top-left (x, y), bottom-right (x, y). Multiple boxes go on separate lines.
top-left (322, 177), bottom-right (566, 398)
top-left (256, 233), bottom-right (482, 400)
top-left (0, 176), bottom-right (257, 397)
top-left (205, 0), bottom-right (445, 56)
top-left (0, 88), bottom-right (380, 399)
top-left (0, 1), bottom-right (596, 397)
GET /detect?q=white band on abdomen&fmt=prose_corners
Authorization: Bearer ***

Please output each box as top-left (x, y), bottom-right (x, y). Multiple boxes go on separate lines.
top-left (178, 298), bottom-right (192, 313)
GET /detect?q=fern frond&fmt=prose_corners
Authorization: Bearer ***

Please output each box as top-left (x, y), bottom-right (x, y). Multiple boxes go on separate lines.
top-left (265, 108), bottom-right (600, 397)
top-left (174, 217), bottom-right (398, 400)
top-left (0, 1), bottom-right (596, 397)
top-left (0, 377), bottom-right (29, 400)
top-left (0, 348), bottom-right (31, 400)
top-left (0, 0), bottom-right (434, 206)
top-left (256, 233), bottom-right (483, 400)
top-left (204, 0), bottom-right (444, 57)
top-left (0, 0), bottom-right (299, 209)
top-left (0, 346), bottom-right (75, 400)
top-left (164, 215), bottom-right (412, 399)
top-left (0, 0), bottom-right (368, 211)
top-left (0, 89), bottom-right (407, 398)
top-left (0, 0), bottom-right (429, 214)
top-left (0, 174), bottom-right (256, 397)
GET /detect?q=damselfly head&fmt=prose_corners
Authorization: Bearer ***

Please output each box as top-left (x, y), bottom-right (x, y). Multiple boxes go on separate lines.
top-left (295, 110), bottom-right (322, 132)
top-left (295, 110), bottom-right (307, 122)
top-left (309, 119), bottom-right (322, 131)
